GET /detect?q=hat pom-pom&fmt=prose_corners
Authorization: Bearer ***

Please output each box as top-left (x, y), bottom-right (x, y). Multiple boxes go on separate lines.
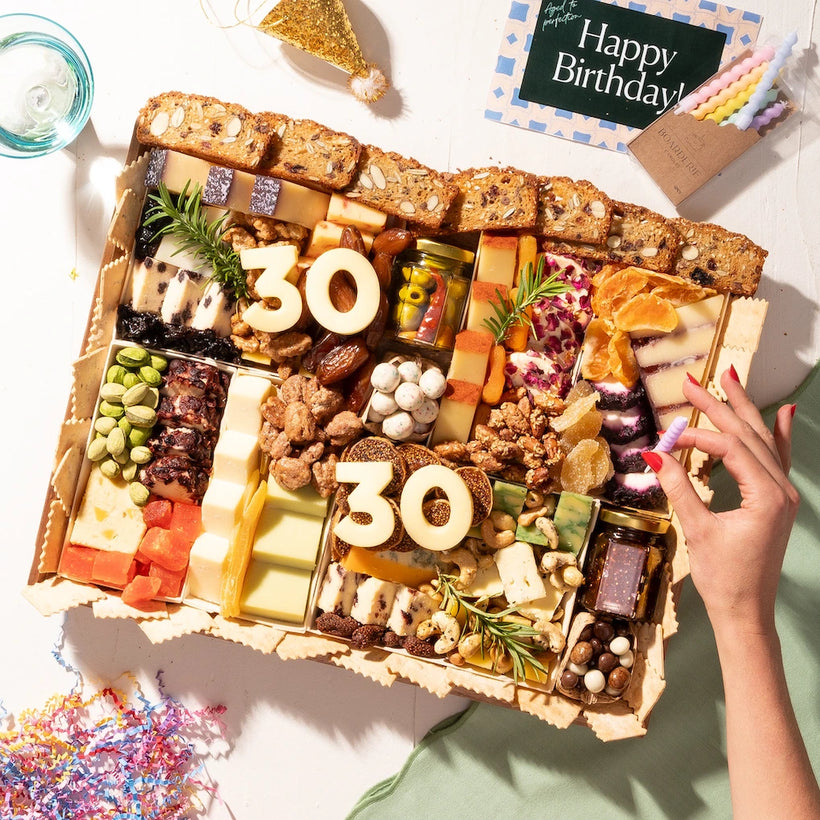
top-left (349, 65), bottom-right (389, 103)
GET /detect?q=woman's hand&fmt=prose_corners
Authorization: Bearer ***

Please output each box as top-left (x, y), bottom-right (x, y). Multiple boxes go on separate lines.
top-left (643, 367), bottom-right (799, 633)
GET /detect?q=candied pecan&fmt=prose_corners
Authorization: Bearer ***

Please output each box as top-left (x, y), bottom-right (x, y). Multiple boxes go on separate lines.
top-left (279, 374), bottom-right (307, 405)
top-left (230, 313), bottom-right (253, 337)
top-left (382, 630), bottom-right (404, 649)
top-left (351, 624), bottom-right (385, 649)
top-left (469, 450), bottom-right (505, 473)
top-left (324, 411), bottom-right (364, 447)
top-left (487, 408), bottom-right (507, 430)
top-left (522, 450), bottom-right (544, 470)
top-left (272, 456), bottom-right (312, 490)
top-left (501, 463), bottom-right (528, 483)
top-left (489, 439), bottom-right (522, 461)
top-left (300, 441), bottom-right (325, 465)
top-left (283, 402), bottom-right (316, 444)
top-left (433, 441), bottom-right (470, 463)
top-left (403, 636), bottom-right (437, 658)
top-left (261, 395), bottom-right (287, 428)
top-left (473, 424), bottom-right (499, 445)
top-left (497, 428), bottom-right (516, 442)
top-left (277, 359), bottom-right (300, 380)
top-left (308, 385), bottom-right (344, 423)
top-left (532, 391), bottom-right (565, 413)
top-left (223, 225), bottom-right (257, 253)
top-left (259, 420), bottom-right (279, 455)
top-left (519, 435), bottom-right (546, 457)
top-left (518, 395), bottom-right (532, 419)
top-left (500, 402), bottom-right (530, 435)
top-left (529, 408), bottom-right (548, 439)
top-left (312, 453), bottom-right (339, 498)
top-left (526, 466), bottom-right (555, 491)
top-left (268, 430), bottom-right (292, 460)
top-left (258, 330), bottom-right (312, 363)
top-left (231, 334), bottom-right (259, 353)
top-left (543, 433), bottom-right (562, 464)
top-left (315, 612), bottom-right (358, 638)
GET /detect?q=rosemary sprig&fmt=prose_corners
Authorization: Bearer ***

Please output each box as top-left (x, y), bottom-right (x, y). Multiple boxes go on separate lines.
top-left (436, 572), bottom-right (548, 683)
top-left (144, 181), bottom-right (247, 299)
top-left (482, 255), bottom-right (571, 344)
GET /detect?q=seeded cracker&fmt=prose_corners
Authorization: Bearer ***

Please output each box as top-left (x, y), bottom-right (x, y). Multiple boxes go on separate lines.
top-left (343, 144), bottom-right (458, 229)
top-left (257, 112), bottom-right (362, 189)
top-left (100, 257), bottom-right (129, 325)
top-left (136, 92), bottom-right (272, 170)
top-left (441, 166), bottom-right (538, 233)
top-left (276, 632), bottom-right (346, 661)
top-left (672, 217), bottom-right (767, 296)
top-left (584, 699), bottom-right (648, 741)
top-left (534, 176), bottom-right (614, 244)
top-left (446, 665), bottom-right (517, 704)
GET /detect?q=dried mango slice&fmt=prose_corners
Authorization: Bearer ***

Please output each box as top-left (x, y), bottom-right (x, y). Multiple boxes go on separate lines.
top-left (551, 390), bottom-right (599, 432)
top-left (612, 292), bottom-right (678, 333)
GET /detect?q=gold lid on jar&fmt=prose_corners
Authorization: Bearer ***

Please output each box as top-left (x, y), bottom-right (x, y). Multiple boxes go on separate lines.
top-left (599, 508), bottom-right (670, 535)
top-left (414, 238), bottom-right (475, 264)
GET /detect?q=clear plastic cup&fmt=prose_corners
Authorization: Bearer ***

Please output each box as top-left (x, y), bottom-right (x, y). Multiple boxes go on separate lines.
top-left (0, 13), bottom-right (94, 158)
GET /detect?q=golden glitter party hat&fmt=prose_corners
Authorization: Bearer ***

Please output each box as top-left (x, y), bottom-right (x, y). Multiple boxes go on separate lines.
top-left (258, 0), bottom-right (388, 103)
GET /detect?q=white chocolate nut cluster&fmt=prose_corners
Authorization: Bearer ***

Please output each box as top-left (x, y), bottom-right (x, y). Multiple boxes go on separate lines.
top-left (366, 358), bottom-right (446, 442)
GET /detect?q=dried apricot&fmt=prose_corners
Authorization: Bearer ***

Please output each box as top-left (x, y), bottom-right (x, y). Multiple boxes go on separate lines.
top-left (580, 318), bottom-right (612, 381)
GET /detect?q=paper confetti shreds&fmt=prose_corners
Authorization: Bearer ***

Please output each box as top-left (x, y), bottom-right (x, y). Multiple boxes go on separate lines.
top-left (0, 684), bottom-right (226, 818)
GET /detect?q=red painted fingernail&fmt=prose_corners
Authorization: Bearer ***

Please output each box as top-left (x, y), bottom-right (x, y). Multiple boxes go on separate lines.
top-left (642, 451), bottom-right (663, 472)
top-left (791, 403), bottom-right (797, 418)
top-left (686, 372), bottom-right (700, 386)
top-left (728, 364), bottom-right (740, 382)
top-left (657, 430), bottom-right (665, 436)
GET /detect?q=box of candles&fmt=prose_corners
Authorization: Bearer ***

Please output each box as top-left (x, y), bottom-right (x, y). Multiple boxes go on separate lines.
top-left (628, 37), bottom-right (797, 205)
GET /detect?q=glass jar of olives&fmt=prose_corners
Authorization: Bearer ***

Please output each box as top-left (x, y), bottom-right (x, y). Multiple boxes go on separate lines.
top-left (581, 509), bottom-right (669, 622)
top-left (390, 239), bottom-right (474, 349)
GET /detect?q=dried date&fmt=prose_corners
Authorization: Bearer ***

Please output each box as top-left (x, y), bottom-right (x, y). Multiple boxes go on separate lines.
top-left (302, 331), bottom-right (342, 374)
top-left (316, 337), bottom-right (370, 385)
top-left (364, 292), bottom-right (389, 351)
top-left (340, 224), bottom-right (367, 256)
top-left (373, 227), bottom-right (413, 256)
top-left (344, 353), bottom-right (376, 414)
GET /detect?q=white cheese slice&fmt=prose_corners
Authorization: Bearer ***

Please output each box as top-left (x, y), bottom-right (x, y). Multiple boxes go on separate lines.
top-left (187, 532), bottom-right (230, 604)
top-left (211, 430), bottom-right (260, 485)
top-left (201, 478), bottom-right (246, 540)
top-left (127, 257), bottom-right (178, 314)
top-left (493, 541), bottom-right (549, 606)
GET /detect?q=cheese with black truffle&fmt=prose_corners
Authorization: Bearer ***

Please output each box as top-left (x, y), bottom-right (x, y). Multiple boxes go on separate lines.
top-left (161, 268), bottom-right (206, 326)
top-left (191, 281), bottom-right (235, 336)
top-left (126, 257), bottom-right (178, 314)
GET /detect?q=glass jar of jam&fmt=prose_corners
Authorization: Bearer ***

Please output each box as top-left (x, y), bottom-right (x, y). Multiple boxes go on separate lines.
top-left (581, 509), bottom-right (670, 622)
top-left (391, 239), bottom-right (474, 349)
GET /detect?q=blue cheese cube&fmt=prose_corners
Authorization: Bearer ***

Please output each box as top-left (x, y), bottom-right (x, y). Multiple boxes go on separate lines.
top-left (161, 268), bottom-right (206, 326)
top-left (126, 256), bottom-right (178, 314)
top-left (493, 541), bottom-right (548, 606)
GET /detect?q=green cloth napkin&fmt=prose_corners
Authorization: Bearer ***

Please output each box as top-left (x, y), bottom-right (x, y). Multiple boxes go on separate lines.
top-left (349, 361), bottom-right (820, 820)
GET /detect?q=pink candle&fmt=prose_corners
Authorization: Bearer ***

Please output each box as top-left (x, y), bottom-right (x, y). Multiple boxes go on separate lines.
top-left (692, 62), bottom-right (767, 120)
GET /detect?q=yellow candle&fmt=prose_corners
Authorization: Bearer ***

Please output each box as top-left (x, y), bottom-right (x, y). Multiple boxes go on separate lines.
top-left (692, 62), bottom-right (767, 120)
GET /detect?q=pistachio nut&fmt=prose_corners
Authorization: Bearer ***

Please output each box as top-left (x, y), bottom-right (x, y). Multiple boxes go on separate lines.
top-left (112, 448), bottom-right (132, 465)
top-left (122, 383), bottom-right (149, 407)
top-left (143, 387), bottom-right (159, 410)
top-left (106, 427), bottom-right (126, 457)
top-left (130, 445), bottom-right (152, 464)
top-left (138, 366), bottom-right (162, 387)
top-left (129, 482), bottom-right (150, 507)
top-left (87, 438), bottom-right (109, 462)
top-left (106, 364), bottom-right (128, 384)
top-left (117, 418), bottom-right (132, 436)
top-left (123, 372), bottom-right (141, 389)
top-left (116, 346), bottom-right (150, 368)
top-left (150, 354), bottom-right (168, 372)
top-left (94, 416), bottom-right (117, 435)
top-left (100, 459), bottom-right (121, 478)
top-left (125, 405), bottom-right (157, 428)
top-left (128, 427), bottom-right (152, 448)
top-left (121, 460), bottom-right (138, 483)
top-left (100, 382), bottom-right (126, 403)
top-left (99, 400), bottom-right (125, 419)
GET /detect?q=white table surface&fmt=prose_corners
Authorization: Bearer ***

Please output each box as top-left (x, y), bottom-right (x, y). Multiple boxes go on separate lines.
top-left (2, 1), bottom-right (818, 816)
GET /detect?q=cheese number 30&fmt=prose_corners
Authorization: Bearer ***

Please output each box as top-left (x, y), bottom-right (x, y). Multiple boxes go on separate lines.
top-left (334, 462), bottom-right (473, 552)
top-left (239, 246), bottom-right (380, 335)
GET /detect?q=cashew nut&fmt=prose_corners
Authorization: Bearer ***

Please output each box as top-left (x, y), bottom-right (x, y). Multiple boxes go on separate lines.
top-left (442, 546), bottom-right (478, 589)
top-left (540, 550), bottom-right (577, 575)
top-left (532, 619), bottom-right (566, 653)
top-left (534, 516), bottom-right (560, 550)
top-left (480, 518), bottom-right (515, 550)
top-left (491, 648), bottom-right (514, 675)
top-left (458, 632), bottom-right (486, 660)
top-left (517, 506), bottom-right (549, 527)
top-left (431, 610), bottom-right (460, 655)
top-left (561, 565), bottom-right (584, 588)
top-left (490, 510), bottom-right (516, 531)
top-left (416, 619), bottom-right (438, 641)
top-left (524, 490), bottom-right (544, 509)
